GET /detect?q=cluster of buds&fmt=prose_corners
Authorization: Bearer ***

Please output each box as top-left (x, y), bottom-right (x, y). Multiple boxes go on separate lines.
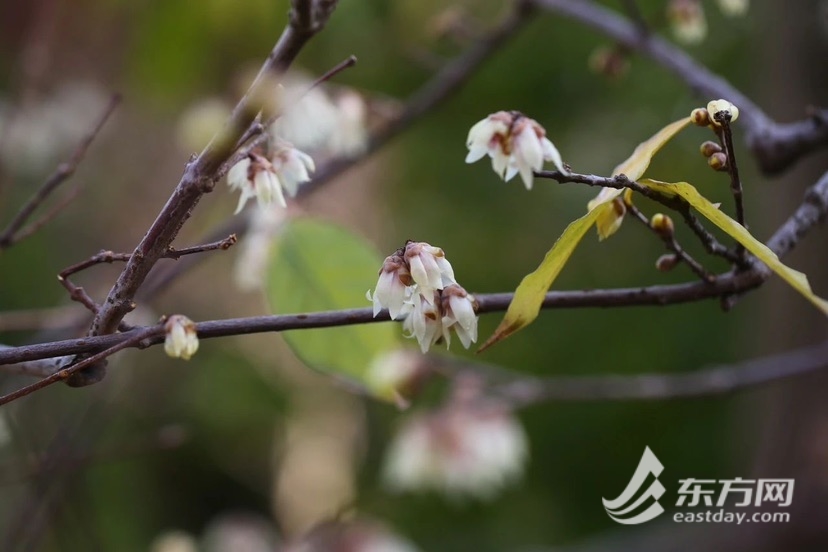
top-left (368, 242), bottom-right (478, 354)
top-left (227, 141), bottom-right (315, 214)
top-left (465, 111), bottom-right (567, 190)
top-left (164, 315), bottom-right (199, 360)
top-left (691, 99), bottom-right (740, 128)
top-left (383, 375), bottom-right (528, 499)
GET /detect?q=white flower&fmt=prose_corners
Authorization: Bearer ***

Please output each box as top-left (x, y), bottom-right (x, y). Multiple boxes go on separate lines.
top-left (716, 0), bottom-right (748, 16)
top-left (401, 293), bottom-right (444, 354)
top-left (383, 398), bottom-right (528, 499)
top-left (368, 253), bottom-right (414, 319)
top-left (403, 242), bottom-right (456, 300)
top-left (668, 0), bottom-right (707, 45)
top-left (706, 99), bottom-right (740, 125)
top-left (227, 153), bottom-right (286, 213)
top-left (227, 145), bottom-right (315, 214)
top-left (270, 142), bottom-right (316, 197)
top-left (465, 111), bottom-right (566, 190)
top-left (440, 284), bottom-right (478, 349)
top-left (164, 315), bottom-right (199, 360)
top-left (366, 349), bottom-right (428, 406)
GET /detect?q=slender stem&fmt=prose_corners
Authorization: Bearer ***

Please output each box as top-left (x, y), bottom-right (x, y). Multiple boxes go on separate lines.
top-left (0, 95), bottom-right (120, 249)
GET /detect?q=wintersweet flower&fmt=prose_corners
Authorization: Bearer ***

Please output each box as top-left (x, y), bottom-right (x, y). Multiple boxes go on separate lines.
top-left (465, 111), bottom-right (566, 190)
top-left (717, 0), bottom-right (748, 16)
top-left (440, 284), bottom-right (478, 349)
top-left (402, 293), bottom-right (444, 354)
top-left (587, 187), bottom-right (628, 240)
top-left (667, 0), bottom-right (707, 45)
top-left (706, 99), bottom-right (740, 125)
top-left (383, 378), bottom-right (528, 499)
top-left (403, 242), bottom-right (456, 300)
top-left (227, 152), bottom-right (286, 213)
top-left (270, 142), bottom-right (315, 197)
top-left (164, 315), bottom-right (199, 360)
top-left (368, 253), bottom-right (413, 319)
top-left (227, 144), bottom-right (315, 214)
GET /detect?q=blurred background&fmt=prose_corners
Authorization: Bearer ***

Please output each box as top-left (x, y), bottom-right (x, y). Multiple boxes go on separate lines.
top-left (0, 0), bottom-right (827, 550)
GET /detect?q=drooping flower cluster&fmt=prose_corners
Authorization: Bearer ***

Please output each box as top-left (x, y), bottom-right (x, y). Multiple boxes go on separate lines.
top-left (465, 111), bottom-right (567, 190)
top-left (368, 242), bottom-right (478, 353)
top-left (164, 315), bottom-right (199, 360)
top-left (383, 376), bottom-right (528, 499)
top-left (227, 142), bottom-right (315, 214)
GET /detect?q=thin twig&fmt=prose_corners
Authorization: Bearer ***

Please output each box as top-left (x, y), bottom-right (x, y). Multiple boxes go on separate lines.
top-left (0, 326), bottom-right (161, 406)
top-left (0, 94), bottom-right (121, 250)
top-left (625, 201), bottom-right (714, 282)
top-left (531, 0), bottom-right (828, 174)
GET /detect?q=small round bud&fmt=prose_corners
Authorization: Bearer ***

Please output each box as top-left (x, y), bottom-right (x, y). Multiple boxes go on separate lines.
top-left (699, 140), bottom-right (722, 157)
top-left (707, 99), bottom-right (739, 125)
top-left (588, 46), bottom-right (630, 80)
top-left (650, 213), bottom-right (675, 238)
top-left (691, 108), bottom-right (711, 127)
top-left (708, 152), bottom-right (728, 171)
top-left (656, 253), bottom-right (680, 272)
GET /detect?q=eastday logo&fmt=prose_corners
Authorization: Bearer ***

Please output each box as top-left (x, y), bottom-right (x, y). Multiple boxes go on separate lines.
top-left (602, 446), bottom-right (666, 525)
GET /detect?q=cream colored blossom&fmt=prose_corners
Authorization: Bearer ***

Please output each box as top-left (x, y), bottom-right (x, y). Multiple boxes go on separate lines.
top-left (164, 315), bottom-right (199, 360)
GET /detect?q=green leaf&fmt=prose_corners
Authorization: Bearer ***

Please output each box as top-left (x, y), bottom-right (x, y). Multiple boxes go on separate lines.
top-left (641, 179), bottom-right (828, 316)
top-left (612, 117), bottom-right (692, 180)
top-left (266, 219), bottom-right (400, 398)
top-left (479, 208), bottom-right (604, 351)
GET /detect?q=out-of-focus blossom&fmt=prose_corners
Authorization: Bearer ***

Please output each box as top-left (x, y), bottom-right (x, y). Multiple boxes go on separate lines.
top-left (164, 315), bottom-right (199, 360)
top-left (383, 378), bottom-right (528, 499)
top-left (176, 98), bottom-right (231, 152)
top-left (667, 0), bottom-right (707, 44)
top-left (466, 111), bottom-right (567, 190)
top-left (366, 349), bottom-right (430, 407)
top-left (233, 203), bottom-right (288, 291)
top-left (588, 46), bottom-right (631, 80)
top-left (0, 81), bottom-right (108, 174)
top-left (284, 520), bottom-right (420, 552)
top-left (202, 513), bottom-right (281, 552)
top-left (717, 0), bottom-right (748, 16)
top-left (149, 531), bottom-right (199, 552)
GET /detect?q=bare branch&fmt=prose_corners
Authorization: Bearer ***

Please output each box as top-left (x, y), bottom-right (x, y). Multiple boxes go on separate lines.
top-left (0, 95), bottom-right (120, 249)
top-left (530, 0), bottom-right (828, 174)
top-left (485, 339), bottom-right (828, 403)
top-left (87, 2), bottom-right (339, 343)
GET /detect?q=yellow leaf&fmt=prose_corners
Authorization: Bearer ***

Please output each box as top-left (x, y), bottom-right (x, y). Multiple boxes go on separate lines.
top-left (641, 179), bottom-right (828, 315)
top-left (613, 117), bottom-right (692, 180)
top-left (479, 208), bottom-right (604, 351)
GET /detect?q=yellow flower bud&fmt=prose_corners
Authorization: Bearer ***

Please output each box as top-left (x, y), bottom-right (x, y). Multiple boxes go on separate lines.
top-left (708, 152), bottom-right (728, 171)
top-left (651, 213), bottom-right (675, 239)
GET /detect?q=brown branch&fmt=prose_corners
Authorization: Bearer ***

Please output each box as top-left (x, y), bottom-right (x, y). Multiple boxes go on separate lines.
top-left (530, 0), bottom-right (828, 174)
top-left (87, 1), bottom-right (339, 343)
top-left (141, 4), bottom-right (532, 301)
top-left (1, 168), bottom-right (825, 375)
top-left (0, 326), bottom-right (161, 406)
top-left (0, 95), bottom-right (120, 250)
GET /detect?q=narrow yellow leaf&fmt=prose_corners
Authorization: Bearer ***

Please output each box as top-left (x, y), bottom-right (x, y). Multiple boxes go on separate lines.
top-left (479, 208), bottom-right (604, 351)
top-left (641, 179), bottom-right (828, 315)
top-left (613, 117), bottom-right (692, 180)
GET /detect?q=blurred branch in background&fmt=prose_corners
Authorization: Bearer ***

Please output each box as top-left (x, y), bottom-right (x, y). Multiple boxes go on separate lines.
top-left (0, 94), bottom-right (120, 250)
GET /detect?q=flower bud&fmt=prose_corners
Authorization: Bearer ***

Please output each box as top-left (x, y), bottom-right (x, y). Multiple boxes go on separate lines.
top-left (588, 46), bottom-right (630, 80)
top-left (707, 99), bottom-right (740, 125)
top-left (656, 253), bottom-right (680, 272)
top-left (691, 108), bottom-right (711, 127)
top-left (164, 315), bottom-right (199, 360)
top-left (699, 140), bottom-right (722, 157)
top-left (650, 213), bottom-right (675, 239)
top-left (708, 152), bottom-right (728, 171)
